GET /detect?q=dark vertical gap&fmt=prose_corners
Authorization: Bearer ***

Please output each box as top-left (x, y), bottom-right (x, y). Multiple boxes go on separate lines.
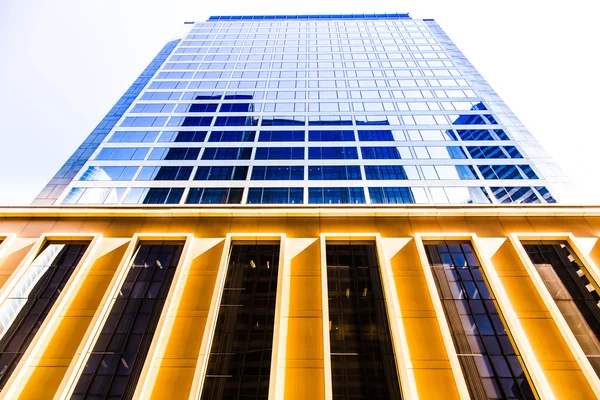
top-left (424, 241), bottom-right (536, 400)
top-left (326, 243), bottom-right (402, 400)
top-left (71, 241), bottom-right (184, 400)
top-left (201, 244), bottom-right (280, 400)
top-left (0, 241), bottom-right (89, 389)
top-left (523, 242), bottom-right (600, 375)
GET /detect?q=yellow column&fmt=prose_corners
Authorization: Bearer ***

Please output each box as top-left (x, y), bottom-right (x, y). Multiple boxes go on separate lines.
top-left (149, 239), bottom-right (225, 399)
top-left (284, 238), bottom-right (325, 399)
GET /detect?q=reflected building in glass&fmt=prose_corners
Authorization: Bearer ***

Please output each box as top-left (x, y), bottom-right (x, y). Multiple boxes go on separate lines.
top-left (33, 13), bottom-right (570, 206)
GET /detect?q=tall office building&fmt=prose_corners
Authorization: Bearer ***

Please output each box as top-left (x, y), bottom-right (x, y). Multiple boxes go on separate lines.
top-left (33, 13), bottom-right (569, 207)
top-left (0, 13), bottom-right (597, 400)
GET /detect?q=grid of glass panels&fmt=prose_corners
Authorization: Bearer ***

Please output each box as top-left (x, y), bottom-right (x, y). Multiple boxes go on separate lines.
top-left (201, 244), bottom-right (279, 399)
top-left (522, 241), bottom-right (600, 376)
top-left (0, 241), bottom-right (89, 389)
top-left (424, 241), bottom-right (536, 400)
top-left (58, 15), bottom-right (562, 205)
top-left (71, 241), bottom-right (184, 399)
top-left (326, 243), bottom-right (402, 399)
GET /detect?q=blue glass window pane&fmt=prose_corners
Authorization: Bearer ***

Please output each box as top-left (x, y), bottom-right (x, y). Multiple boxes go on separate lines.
top-left (142, 188), bottom-right (183, 204)
top-left (185, 188), bottom-right (243, 204)
top-left (158, 131), bottom-right (206, 142)
top-left (254, 147), bottom-right (304, 160)
top-left (364, 166), bottom-right (408, 180)
top-left (451, 114), bottom-right (489, 125)
top-left (490, 187), bottom-right (540, 204)
top-left (258, 130), bottom-right (304, 142)
top-left (308, 166), bottom-right (361, 180)
top-left (208, 131), bottom-right (255, 142)
top-left (250, 166), bottom-right (304, 180)
top-left (308, 147), bottom-right (358, 160)
top-left (478, 165), bottom-right (526, 180)
top-left (261, 117), bottom-right (305, 126)
top-left (361, 147), bottom-right (401, 159)
top-left (534, 187), bottom-right (556, 203)
top-left (214, 116), bottom-right (253, 126)
top-left (368, 187), bottom-right (416, 204)
top-left (308, 131), bottom-right (355, 141)
top-left (308, 187), bottom-right (365, 204)
top-left (358, 130), bottom-right (394, 141)
top-left (109, 131), bottom-right (158, 143)
top-left (494, 130), bottom-right (509, 140)
top-left (201, 148), bottom-right (252, 160)
top-left (504, 146), bottom-right (523, 158)
top-left (247, 188), bottom-right (303, 204)
top-left (519, 165), bottom-right (538, 179)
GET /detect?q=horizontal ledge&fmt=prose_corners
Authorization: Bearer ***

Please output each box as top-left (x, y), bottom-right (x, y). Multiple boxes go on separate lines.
top-left (0, 204), bottom-right (599, 218)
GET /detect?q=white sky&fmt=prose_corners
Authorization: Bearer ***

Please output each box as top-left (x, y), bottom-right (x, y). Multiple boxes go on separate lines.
top-left (0, 0), bottom-right (599, 205)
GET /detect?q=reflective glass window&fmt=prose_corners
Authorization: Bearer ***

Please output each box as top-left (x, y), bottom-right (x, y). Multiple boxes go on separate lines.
top-left (250, 166), bottom-right (304, 180)
top-left (148, 147), bottom-right (200, 161)
top-left (326, 244), bottom-right (402, 400)
top-left (202, 147), bottom-right (252, 160)
top-left (308, 166), bottom-right (361, 180)
top-left (208, 131), bottom-right (256, 142)
top-left (254, 147), bottom-right (304, 160)
top-left (201, 244), bottom-right (280, 399)
top-left (71, 242), bottom-right (184, 399)
top-left (194, 166), bottom-right (248, 180)
top-left (308, 187), bottom-right (365, 204)
top-left (137, 166), bottom-right (192, 181)
top-left (247, 188), bottom-right (303, 204)
top-left (361, 147), bottom-right (401, 159)
top-left (308, 147), bottom-right (358, 160)
top-left (424, 241), bottom-right (536, 400)
top-left (186, 188), bottom-right (243, 204)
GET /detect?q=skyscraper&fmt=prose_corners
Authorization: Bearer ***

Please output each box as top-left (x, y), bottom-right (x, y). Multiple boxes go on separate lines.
top-left (33, 13), bottom-right (568, 207)
top-left (0, 13), bottom-right (597, 400)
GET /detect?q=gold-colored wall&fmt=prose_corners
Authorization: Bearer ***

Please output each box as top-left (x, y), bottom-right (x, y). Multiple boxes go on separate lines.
top-left (0, 206), bottom-right (599, 399)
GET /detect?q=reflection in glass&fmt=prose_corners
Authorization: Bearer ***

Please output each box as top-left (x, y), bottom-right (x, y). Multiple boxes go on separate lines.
top-left (72, 241), bottom-right (184, 399)
top-left (326, 244), bottom-right (402, 399)
top-left (522, 242), bottom-right (600, 375)
top-left (201, 244), bottom-right (280, 399)
top-left (0, 242), bottom-right (89, 389)
top-left (424, 241), bottom-right (535, 399)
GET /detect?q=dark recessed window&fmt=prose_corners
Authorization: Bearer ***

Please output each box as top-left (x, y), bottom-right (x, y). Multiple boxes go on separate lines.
top-left (522, 241), bottom-right (600, 376)
top-left (424, 241), bottom-right (536, 400)
top-left (71, 241), bottom-right (184, 399)
top-left (326, 243), bottom-right (402, 400)
top-left (201, 244), bottom-right (280, 399)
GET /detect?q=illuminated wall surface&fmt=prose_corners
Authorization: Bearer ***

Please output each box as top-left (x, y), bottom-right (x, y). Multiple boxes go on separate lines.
top-left (0, 206), bottom-right (598, 399)
top-left (33, 13), bottom-right (571, 207)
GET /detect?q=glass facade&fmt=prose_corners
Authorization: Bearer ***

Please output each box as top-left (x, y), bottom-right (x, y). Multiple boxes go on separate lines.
top-left (32, 14), bottom-right (569, 206)
top-left (202, 244), bottom-right (280, 399)
top-left (326, 243), bottom-right (402, 400)
top-left (522, 242), bottom-right (600, 376)
top-left (424, 241), bottom-right (536, 400)
top-left (72, 241), bottom-right (184, 399)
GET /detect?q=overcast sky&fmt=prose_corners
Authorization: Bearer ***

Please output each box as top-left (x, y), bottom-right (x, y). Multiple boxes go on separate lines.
top-left (0, 0), bottom-right (599, 205)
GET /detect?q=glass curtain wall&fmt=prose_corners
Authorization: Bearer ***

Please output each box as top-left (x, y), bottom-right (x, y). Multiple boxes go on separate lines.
top-left (71, 241), bottom-right (184, 399)
top-left (201, 243), bottom-right (280, 399)
top-left (326, 243), bottom-right (402, 399)
top-left (522, 241), bottom-right (600, 375)
top-left (423, 241), bottom-right (535, 400)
